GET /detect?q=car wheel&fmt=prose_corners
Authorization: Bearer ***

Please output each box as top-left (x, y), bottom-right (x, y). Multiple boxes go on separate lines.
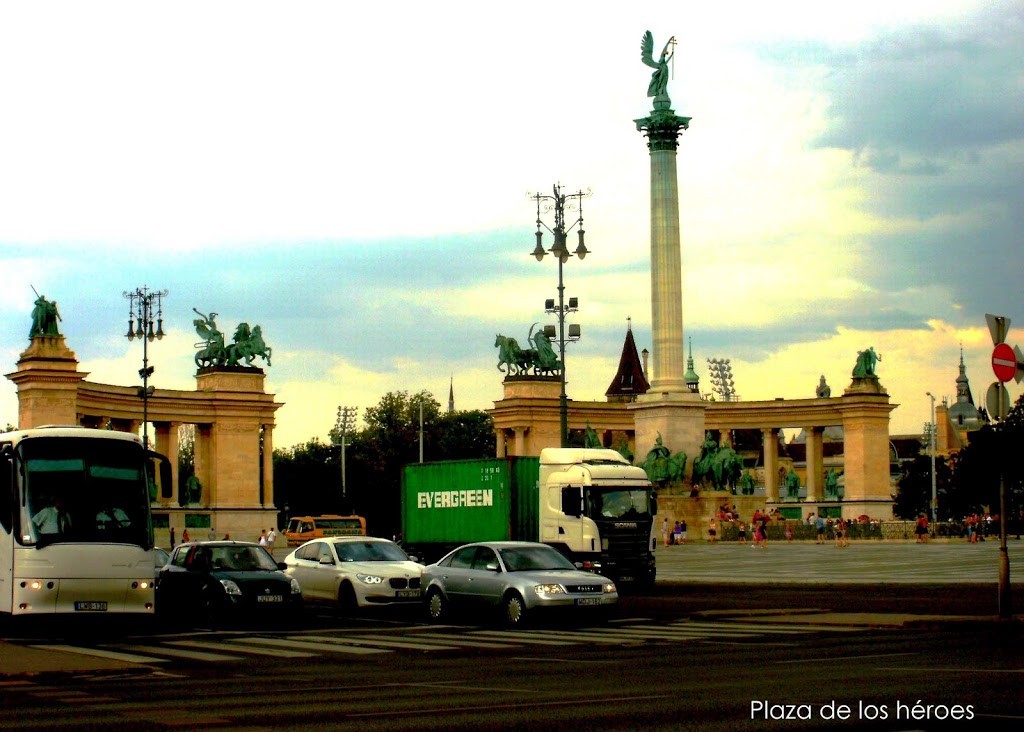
top-left (502, 591), bottom-right (528, 627)
top-left (337, 582), bottom-right (358, 615)
top-left (425, 587), bottom-right (447, 622)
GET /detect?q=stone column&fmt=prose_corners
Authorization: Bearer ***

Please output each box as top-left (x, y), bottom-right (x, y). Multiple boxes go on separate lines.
top-left (805, 426), bottom-right (824, 502)
top-left (635, 101), bottom-right (692, 394)
top-left (153, 421), bottom-right (180, 507)
top-left (494, 430), bottom-right (507, 458)
top-left (514, 427), bottom-right (529, 457)
top-left (261, 424), bottom-right (274, 509)
top-left (762, 428), bottom-right (780, 502)
top-left (631, 101), bottom-right (706, 468)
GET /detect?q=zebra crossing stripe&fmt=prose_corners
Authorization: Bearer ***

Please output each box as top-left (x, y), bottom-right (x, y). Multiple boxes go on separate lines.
top-left (299, 634), bottom-right (456, 652)
top-left (114, 644), bottom-right (243, 663)
top-left (30, 645), bottom-right (169, 664)
top-left (466, 631), bottom-right (578, 646)
top-left (230, 636), bottom-right (389, 655)
top-left (166, 640), bottom-right (316, 658)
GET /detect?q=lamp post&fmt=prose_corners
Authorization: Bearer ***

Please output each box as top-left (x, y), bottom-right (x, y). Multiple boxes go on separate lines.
top-left (123, 286), bottom-right (167, 450)
top-left (926, 391), bottom-right (937, 523)
top-left (530, 184), bottom-right (589, 448)
top-left (335, 406), bottom-right (357, 507)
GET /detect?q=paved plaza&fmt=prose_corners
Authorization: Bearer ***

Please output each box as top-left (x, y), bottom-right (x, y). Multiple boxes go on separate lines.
top-left (655, 538), bottom-right (1023, 584)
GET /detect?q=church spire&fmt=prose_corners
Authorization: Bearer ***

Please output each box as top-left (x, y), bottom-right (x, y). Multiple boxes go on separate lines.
top-left (684, 337), bottom-right (700, 393)
top-left (605, 319), bottom-right (650, 402)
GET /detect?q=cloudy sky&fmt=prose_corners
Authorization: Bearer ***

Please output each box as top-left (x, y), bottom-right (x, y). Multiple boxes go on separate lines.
top-left (1, 0), bottom-right (1021, 449)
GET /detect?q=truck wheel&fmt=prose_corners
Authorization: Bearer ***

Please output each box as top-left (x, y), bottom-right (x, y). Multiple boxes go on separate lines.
top-left (502, 591), bottom-right (528, 627)
top-left (337, 582), bottom-right (358, 615)
top-left (425, 587), bottom-right (447, 622)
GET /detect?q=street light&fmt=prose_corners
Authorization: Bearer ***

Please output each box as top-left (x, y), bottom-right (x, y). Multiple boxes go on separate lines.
top-left (707, 358), bottom-right (737, 401)
top-left (926, 391), bottom-right (937, 523)
top-left (530, 183), bottom-right (589, 448)
top-left (123, 286), bottom-right (167, 450)
top-left (335, 406), bottom-right (358, 506)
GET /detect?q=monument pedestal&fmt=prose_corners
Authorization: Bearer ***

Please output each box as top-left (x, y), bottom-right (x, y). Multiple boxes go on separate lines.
top-left (6, 337), bottom-right (88, 428)
top-left (631, 391), bottom-right (706, 478)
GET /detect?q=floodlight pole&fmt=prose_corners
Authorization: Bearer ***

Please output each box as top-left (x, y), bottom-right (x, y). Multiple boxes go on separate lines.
top-left (926, 392), bottom-right (937, 523)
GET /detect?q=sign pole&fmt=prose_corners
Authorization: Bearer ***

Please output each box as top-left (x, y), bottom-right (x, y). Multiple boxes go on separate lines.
top-left (986, 314), bottom-right (1013, 620)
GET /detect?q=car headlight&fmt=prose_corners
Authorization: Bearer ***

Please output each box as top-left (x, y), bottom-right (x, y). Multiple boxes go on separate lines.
top-left (290, 578), bottom-right (302, 595)
top-left (603, 583), bottom-right (616, 594)
top-left (219, 579), bottom-right (242, 596)
top-left (356, 574), bottom-right (383, 585)
top-left (533, 584), bottom-right (566, 596)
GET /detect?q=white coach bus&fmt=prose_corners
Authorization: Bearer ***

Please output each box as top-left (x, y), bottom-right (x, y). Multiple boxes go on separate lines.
top-left (0, 426), bottom-right (170, 617)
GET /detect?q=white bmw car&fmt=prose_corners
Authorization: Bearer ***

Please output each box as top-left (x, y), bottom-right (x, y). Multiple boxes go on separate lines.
top-left (283, 537), bottom-right (422, 612)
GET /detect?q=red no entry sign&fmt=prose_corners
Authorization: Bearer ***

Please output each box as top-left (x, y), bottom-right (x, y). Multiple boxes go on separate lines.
top-left (992, 342), bottom-right (1016, 382)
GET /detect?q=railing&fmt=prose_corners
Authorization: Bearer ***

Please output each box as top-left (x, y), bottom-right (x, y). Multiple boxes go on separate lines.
top-left (714, 520), bottom-right (1015, 542)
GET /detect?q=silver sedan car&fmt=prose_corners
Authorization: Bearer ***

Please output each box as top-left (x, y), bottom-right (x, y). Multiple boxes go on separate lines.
top-left (283, 537), bottom-right (422, 612)
top-left (422, 541), bottom-right (617, 627)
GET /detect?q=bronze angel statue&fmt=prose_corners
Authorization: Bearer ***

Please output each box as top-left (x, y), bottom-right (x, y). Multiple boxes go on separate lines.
top-left (641, 30), bottom-right (675, 100)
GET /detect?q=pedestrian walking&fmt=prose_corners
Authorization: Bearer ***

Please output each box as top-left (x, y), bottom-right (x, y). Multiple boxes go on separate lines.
top-left (737, 521), bottom-right (747, 544)
top-left (708, 518), bottom-right (718, 543)
top-left (815, 515), bottom-right (825, 544)
top-left (182, 528), bottom-right (190, 543)
top-left (673, 521), bottom-right (683, 545)
top-left (267, 527), bottom-right (277, 552)
top-left (662, 517), bottom-right (671, 547)
top-left (680, 519), bottom-right (687, 544)
top-left (915, 513), bottom-right (929, 543)
top-left (169, 526), bottom-right (175, 549)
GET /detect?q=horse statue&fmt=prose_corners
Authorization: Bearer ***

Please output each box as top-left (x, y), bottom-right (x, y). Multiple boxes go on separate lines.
top-left (692, 432), bottom-right (744, 493)
top-left (228, 323), bottom-right (272, 367)
top-left (640, 433), bottom-right (686, 484)
top-left (852, 347), bottom-right (881, 378)
top-left (495, 335), bottom-right (534, 375)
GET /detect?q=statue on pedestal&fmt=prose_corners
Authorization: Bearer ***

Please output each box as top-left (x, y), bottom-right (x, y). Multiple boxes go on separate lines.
top-left (29, 293), bottom-right (62, 338)
top-left (852, 347), bottom-right (881, 378)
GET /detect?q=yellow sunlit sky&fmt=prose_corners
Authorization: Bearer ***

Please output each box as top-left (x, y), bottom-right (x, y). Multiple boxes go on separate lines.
top-left (2, 1), bottom-right (1021, 447)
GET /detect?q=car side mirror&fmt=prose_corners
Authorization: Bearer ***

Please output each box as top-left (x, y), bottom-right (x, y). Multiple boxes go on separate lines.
top-left (319, 556), bottom-right (334, 565)
top-left (277, 562), bottom-right (288, 571)
top-left (485, 562), bottom-right (500, 573)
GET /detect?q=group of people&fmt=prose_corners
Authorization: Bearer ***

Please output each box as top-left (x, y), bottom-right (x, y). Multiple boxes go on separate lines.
top-left (258, 527), bottom-right (278, 552)
top-left (662, 518), bottom-right (688, 546)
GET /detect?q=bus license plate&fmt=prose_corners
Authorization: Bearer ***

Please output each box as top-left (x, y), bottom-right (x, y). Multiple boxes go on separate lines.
top-left (75, 601), bottom-right (108, 612)
top-left (575, 598), bottom-right (601, 606)
top-left (396, 589), bottom-right (420, 599)
top-left (257, 595), bottom-right (283, 603)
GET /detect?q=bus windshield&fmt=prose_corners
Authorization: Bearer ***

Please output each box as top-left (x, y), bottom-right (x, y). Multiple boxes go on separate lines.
top-left (17, 437), bottom-right (153, 549)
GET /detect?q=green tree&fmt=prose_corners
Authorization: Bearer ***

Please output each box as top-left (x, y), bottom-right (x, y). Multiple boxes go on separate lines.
top-left (273, 391), bottom-right (495, 538)
top-left (948, 393), bottom-right (1024, 523)
top-left (894, 454), bottom-right (953, 520)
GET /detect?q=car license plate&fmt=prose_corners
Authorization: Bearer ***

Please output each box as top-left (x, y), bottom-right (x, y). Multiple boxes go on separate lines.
top-left (575, 598), bottom-right (601, 606)
top-left (74, 601), bottom-right (108, 612)
top-left (617, 576), bottom-right (633, 583)
top-left (257, 594), bottom-right (283, 603)
top-left (396, 589), bottom-right (421, 599)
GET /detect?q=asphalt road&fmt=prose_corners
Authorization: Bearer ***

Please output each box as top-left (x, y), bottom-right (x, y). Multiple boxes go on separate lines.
top-left (1, 542), bottom-right (1021, 730)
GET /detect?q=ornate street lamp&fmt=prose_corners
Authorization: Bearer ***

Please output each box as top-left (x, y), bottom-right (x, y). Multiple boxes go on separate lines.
top-left (530, 184), bottom-right (589, 447)
top-left (123, 286), bottom-right (167, 449)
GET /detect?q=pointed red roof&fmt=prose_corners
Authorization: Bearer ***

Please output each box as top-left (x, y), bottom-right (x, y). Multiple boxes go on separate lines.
top-left (605, 327), bottom-right (650, 401)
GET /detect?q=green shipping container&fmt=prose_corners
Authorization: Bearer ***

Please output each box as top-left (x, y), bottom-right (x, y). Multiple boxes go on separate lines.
top-left (402, 457), bottom-right (540, 545)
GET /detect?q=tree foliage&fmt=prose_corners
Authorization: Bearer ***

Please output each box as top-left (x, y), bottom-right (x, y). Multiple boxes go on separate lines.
top-left (943, 393), bottom-right (1024, 520)
top-left (273, 390), bottom-right (494, 537)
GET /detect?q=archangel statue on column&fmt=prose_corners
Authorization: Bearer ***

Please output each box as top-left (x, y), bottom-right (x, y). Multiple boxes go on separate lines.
top-left (641, 31), bottom-right (676, 101)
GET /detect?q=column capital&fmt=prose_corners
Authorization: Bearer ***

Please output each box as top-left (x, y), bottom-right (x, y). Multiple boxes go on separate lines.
top-left (635, 107), bottom-right (691, 152)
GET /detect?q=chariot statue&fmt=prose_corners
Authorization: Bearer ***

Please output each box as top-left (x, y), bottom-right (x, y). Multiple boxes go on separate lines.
top-left (692, 432), bottom-right (744, 493)
top-left (193, 308), bottom-right (272, 369)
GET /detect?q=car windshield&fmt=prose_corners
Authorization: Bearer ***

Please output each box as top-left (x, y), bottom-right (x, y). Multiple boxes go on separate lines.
top-left (499, 546), bottom-right (577, 572)
top-left (207, 546), bottom-right (279, 571)
top-left (334, 541), bottom-right (409, 562)
top-left (587, 488), bottom-right (652, 519)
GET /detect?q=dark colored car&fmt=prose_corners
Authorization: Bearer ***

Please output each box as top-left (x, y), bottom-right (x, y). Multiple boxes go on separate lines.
top-left (156, 541), bottom-right (302, 625)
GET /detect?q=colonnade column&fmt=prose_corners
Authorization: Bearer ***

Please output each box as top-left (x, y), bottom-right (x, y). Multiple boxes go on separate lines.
top-left (805, 426), bottom-right (824, 503)
top-left (761, 428), bottom-right (780, 502)
top-left (153, 422), bottom-right (180, 507)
